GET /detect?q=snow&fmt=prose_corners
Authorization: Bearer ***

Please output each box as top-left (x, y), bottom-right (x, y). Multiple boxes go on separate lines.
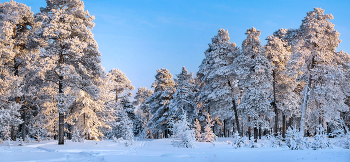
top-left (1, 138), bottom-right (349, 162)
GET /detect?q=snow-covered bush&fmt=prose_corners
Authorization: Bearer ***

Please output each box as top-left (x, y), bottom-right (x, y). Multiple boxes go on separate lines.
top-left (311, 125), bottom-right (333, 150)
top-left (71, 128), bottom-right (84, 143)
top-left (232, 132), bottom-right (246, 149)
top-left (24, 135), bottom-right (31, 143)
top-left (0, 138), bottom-right (3, 144)
top-left (35, 132), bottom-right (42, 143)
top-left (7, 138), bottom-right (13, 147)
top-left (341, 134), bottom-right (350, 149)
top-left (247, 137), bottom-right (259, 148)
top-left (265, 133), bottom-right (283, 148)
top-left (17, 137), bottom-right (25, 146)
top-left (112, 136), bottom-right (125, 144)
top-left (285, 126), bottom-right (308, 150)
top-left (171, 114), bottom-right (196, 148)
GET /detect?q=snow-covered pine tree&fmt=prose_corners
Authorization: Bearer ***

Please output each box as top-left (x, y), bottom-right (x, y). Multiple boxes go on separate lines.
top-left (146, 68), bottom-right (175, 138)
top-left (24, 134), bottom-right (30, 143)
top-left (311, 125), bottom-right (332, 150)
top-left (134, 87), bottom-right (154, 108)
top-left (202, 112), bottom-right (215, 142)
top-left (193, 119), bottom-right (202, 141)
top-left (133, 87), bottom-right (153, 136)
top-left (0, 0), bottom-right (42, 141)
top-left (106, 69), bottom-right (134, 103)
top-left (289, 8), bottom-right (349, 135)
top-left (171, 113), bottom-right (195, 148)
top-left (120, 97), bottom-right (142, 136)
top-left (266, 28), bottom-right (301, 137)
top-left (196, 29), bottom-right (241, 136)
top-left (285, 126), bottom-right (308, 150)
top-left (169, 67), bottom-right (196, 123)
top-left (35, 0), bottom-right (103, 144)
top-left (117, 109), bottom-right (134, 142)
top-left (234, 27), bottom-right (273, 139)
top-left (67, 90), bottom-right (107, 140)
top-left (71, 127), bottom-right (84, 142)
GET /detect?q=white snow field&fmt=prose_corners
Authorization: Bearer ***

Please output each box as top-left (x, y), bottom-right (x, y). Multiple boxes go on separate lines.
top-left (0, 138), bottom-right (349, 162)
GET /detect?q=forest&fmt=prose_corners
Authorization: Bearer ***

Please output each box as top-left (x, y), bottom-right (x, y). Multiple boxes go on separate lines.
top-left (0, 0), bottom-right (350, 152)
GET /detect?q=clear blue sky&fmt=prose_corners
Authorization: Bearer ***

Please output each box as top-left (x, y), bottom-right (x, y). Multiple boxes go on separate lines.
top-left (15, 0), bottom-right (350, 95)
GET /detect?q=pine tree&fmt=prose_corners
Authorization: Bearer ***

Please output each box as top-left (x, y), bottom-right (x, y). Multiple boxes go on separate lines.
top-left (118, 110), bottom-right (134, 141)
top-left (266, 28), bottom-right (301, 136)
top-left (235, 27), bottom-right (273, 139)
top-left (67, 90), bottom-right (107, 140)
top-left (35, 0), bottom-right (103, 144)
top-left (193, 119), bottom-right (202, 141)
top-left (146, 68), bottom-right (175, 137)
top-left (289, 8), bottom-right (349, 135)
top-left (0, 0), bottom-right (42, 141)
top-left (106, 69), bottom-right (134, 103)
top-left (197, 29), bottom-right (241, 135)
top-left (133, 87), bottom-right (153, 136)
top-left (71, 127), bottom-right (84, 142)
top-left (171, 113), bottom-right (195, 148)
top-left (202, 112), bottom-right (215, 142)
top-left (169, 67), bottom-right (196, 123)
top-left (311, 125), bottom-right (332, 150)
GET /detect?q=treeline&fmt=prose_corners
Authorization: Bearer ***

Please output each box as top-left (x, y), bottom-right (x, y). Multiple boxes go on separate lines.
top-left (0, 0), bottom-right (349, 145)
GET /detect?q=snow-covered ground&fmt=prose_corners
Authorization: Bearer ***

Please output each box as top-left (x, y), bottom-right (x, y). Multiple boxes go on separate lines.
top-left (0, 138), bottom-right (349, 162)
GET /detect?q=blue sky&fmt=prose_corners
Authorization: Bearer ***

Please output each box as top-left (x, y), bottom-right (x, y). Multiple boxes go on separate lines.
top-left (15, 0), bottom-right (350, 95)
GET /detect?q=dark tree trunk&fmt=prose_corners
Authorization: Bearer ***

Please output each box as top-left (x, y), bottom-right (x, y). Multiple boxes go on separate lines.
top-left (11, 96), bottom-right (20, 141)
top-left (21, 107), bottom-right (27, 140)
top-left (289, 116), bottom-right (294, 128)
top-left (223, 119), bottom-right (226, 137)
top-left (282, 115), bottom-right (286, 138)
top-left (58, 113), bottom-right (64, 144)
top-left (58, 77), bottom-right (65, 145)
top-left (259, 126), bottom-right (262, 139)
top-left (272, 70), bottom-right (279, 136)
top-left (232, 120), bottom-right (235, 134)
top-left (248, 117), bottom-right (251, 140)
top-left (228, 81), bottom-right (241, 137)
top-left (254, 127), bottom-right (258, 142)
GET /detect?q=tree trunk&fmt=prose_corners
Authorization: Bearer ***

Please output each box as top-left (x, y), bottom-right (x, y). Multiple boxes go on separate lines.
top-left (248, 117), bottom-right (251, 140)
top-left (21, 107), bottom-right (27, 140)
top-left (289, 116), bottom-right (294, 128)
top-left (259, 126), bottom-right (262, 139)
top-left (223, 119), bottom-right (226, 137)
top-left (58, 77), bottom-right (65, 145)
top-left (282, 115), bottom-right (286, 138)
top-left (272, 70), bottom-right (279, 136)
top-left (227, 81), bottom-right (241, 137)
top-left (254, 127), bottom-right (258, 142)
top-left (58, 113), bottom-right (64, 144)
top-left (11, 96), bottom-right (20, 141)
top-left (300, 56), bottom-right (315, 137)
